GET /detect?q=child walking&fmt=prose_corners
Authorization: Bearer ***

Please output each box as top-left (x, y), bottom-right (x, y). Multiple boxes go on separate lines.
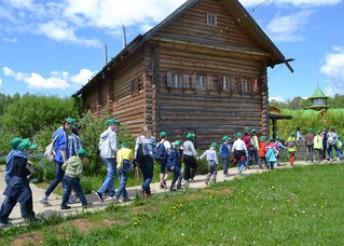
top-left (259, 136), bottom-right (267, 169)
top-left (115, 142), bottom-right (134, 202)
top-left (61, 148), bottom-right (92, 209)
top-left (313, 130), bottom-right (323, 164)
top-left (286, 132), bottom-right (297, 166)
top-left (265, 137), bottom-right (277, 169)
top-left (165, 141), bottom-right (182, 191)
top-left (220, 136), bottom-right (231, 177)
top-left (200, 143), bottom-right (219, 185)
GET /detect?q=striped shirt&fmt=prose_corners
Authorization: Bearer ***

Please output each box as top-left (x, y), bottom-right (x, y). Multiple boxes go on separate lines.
top-left (134, 136), bottom-right (156, 159)
top-left (68, 134), bottom-right (83, 157)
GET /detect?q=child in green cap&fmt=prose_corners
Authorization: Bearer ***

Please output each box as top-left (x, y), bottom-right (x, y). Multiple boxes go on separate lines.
top-left (61, 148), bottom-right (92, 210)
top-left (199, 143), bottom-right (219, 185)
top-left (220, 136), bottom-right (231, 177)
top-left (313, 130), bottom-right (323, 164)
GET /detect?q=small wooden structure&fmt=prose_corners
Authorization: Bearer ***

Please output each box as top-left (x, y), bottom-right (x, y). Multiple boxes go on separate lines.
top-left (73, 0), bottom-right (293, 147)
top-left (309, 86), bottom-right (329, 111)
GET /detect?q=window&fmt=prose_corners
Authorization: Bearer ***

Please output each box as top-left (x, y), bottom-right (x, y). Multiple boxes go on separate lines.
top-left (231, 77), bottom-right (239, 94)
top-left (223, 76), bottom-right (230, 91)
top-left (196, 75), bottom-right (207, 89)
top-left (167, 72), bottom-right (182, 88)
top-left (206, 14), bottom-right (217, 26)
top-left (242, 79), bottom-right (251, 94)
top-left (207, 75), bottom-right (218, 91)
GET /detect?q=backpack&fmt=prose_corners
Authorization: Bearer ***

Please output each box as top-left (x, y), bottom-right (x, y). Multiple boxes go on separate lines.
top-left (155, 141), bottom-right (168, 161)
top-left (44, 136), bottom-right (58, 162)
top-left (327, 132), bottom-right (337, 146)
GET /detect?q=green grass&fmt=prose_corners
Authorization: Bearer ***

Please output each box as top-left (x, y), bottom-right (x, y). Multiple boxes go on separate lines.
top-left (2, 164), bottom-right (344, 245)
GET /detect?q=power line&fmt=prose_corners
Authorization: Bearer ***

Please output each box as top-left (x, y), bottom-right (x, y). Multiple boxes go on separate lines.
top-left (251, 0), bottom-right (271, 12)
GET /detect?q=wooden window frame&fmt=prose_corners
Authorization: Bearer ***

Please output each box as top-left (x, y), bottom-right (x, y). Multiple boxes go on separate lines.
top-left (222, 76), bottom-right (231, 92)
top-left (167, 71), bottom-right (183, 89)
top-left (206, 13), bottom-right (217, 26)
top-left (196, 75), bottom-right (207, 90)
top-left (241, 78), bottom-right (251, 94)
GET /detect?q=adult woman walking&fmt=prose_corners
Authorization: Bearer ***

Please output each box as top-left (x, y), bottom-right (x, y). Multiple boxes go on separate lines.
top-left (41, 117), bottom-right (76, 206)
top-left (134, 126), bottom-right (156, 197)
top-left (182, 133), bottom-right (197, 187)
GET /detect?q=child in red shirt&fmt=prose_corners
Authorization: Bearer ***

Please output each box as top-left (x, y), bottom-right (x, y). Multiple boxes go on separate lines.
top-left (259, 136), bottom-right (267, 169)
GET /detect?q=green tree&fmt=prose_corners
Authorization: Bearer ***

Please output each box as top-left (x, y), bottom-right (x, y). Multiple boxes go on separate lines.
top-left (0, 94), bottom-right (81, 138)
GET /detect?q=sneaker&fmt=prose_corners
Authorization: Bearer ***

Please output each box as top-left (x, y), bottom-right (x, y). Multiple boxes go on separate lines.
top-left (139, 189), bottom-right (146, 198)
top-left (95, 192), bottom-right (104, 203)
top-left (40, 197), bottom-right (51, 207)
top-left (122, 197), bottom-right (132, 203)
top-left (60, 205), bottom-right (71, 210)
top-left (205, 179), bottom-right (209, 185)
top-left (0, 222), bottom-right (10, 228)
top-left (82, 203), bottom-right (93, 209)
top-left (111, 196), bottom-right (120, 203)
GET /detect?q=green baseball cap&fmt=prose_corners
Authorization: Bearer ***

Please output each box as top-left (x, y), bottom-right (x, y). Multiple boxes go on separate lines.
top-left (17, 139), bottom-right (38, 151)
top-left (174, 140), bottom-right (182, 147)
top-left (222, 136), bottom-right (230, 141)
top-left (78, 148), bottom-right (87, 158)
top-left (65, 117), bottom-right (76, 128)
top-left (10, 137), bottom-right (22, 149)
top-left (107, 118), bottom-right (120, 125)
top-left (160, 131), bottom-right (167, 137)
top-left (211, 142), bottom-right (218, 148)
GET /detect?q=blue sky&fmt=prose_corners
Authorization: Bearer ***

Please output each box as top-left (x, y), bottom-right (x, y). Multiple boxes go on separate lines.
top-left (0, 0), bottom-right (343, 102)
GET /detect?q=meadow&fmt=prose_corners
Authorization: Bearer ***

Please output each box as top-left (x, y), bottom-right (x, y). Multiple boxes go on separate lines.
top-left (1, 163), bottom-right (344, 245)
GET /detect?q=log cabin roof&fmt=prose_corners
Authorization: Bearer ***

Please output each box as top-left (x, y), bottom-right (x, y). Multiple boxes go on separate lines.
top-left (73, 0), bottom-right (293, 97)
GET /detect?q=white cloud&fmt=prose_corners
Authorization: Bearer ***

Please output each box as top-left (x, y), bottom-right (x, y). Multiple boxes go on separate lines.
top-left (71, 69), bottom-right (95, 85)
top-left (0, 78), bottom-right (2, 88)
top-left (5, 0), bottom-right (34, 9)
top-left (320, 46), bottom-right (344, 95)
top-left (324, 86), bottom-right (335, 97)
top-left (240, 0), bottom-right (341, 7)
top-left (2, 37), bottom-right (17, 43)
top-left (269, 95), bottom-right (288, 102)
top-left (266, 10), bottom-right (312, 42)
top-left (37, 21), bottom-right (100, 47)
top-left (2, 66), bottom-right (95, 90)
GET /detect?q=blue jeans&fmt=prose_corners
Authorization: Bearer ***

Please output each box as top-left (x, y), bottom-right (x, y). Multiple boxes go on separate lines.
top-left (45, 161), bottom-right (65, 197)
top-left (168, 166), bottom-right (181, 191)
top-left (238, 160), bottom-right (245, 173)
top-left (221, 157), bottom-right (229, 175)
top-left (328, 144), bottom-right (338, 159)
top-left (61, 176), bottom-right (87, 206)
top-left (139, 156), bottom-right (154, 194)
top-left (4, 174), bottom-right (27, 218)
top-left (98, 158), bottom-right (116, 196)
top-left (115, 169), bottom-right (129, 199)
top-left (0, 193), bottom-right (34, 224)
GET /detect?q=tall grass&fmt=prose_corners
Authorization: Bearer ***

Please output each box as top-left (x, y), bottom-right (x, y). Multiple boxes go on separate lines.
top-left (2, 164), bottom-right (344, 245)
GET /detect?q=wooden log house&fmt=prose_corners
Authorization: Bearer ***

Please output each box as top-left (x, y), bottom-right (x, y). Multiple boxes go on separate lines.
top-left (73, 0), bottom-right (293, 147)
